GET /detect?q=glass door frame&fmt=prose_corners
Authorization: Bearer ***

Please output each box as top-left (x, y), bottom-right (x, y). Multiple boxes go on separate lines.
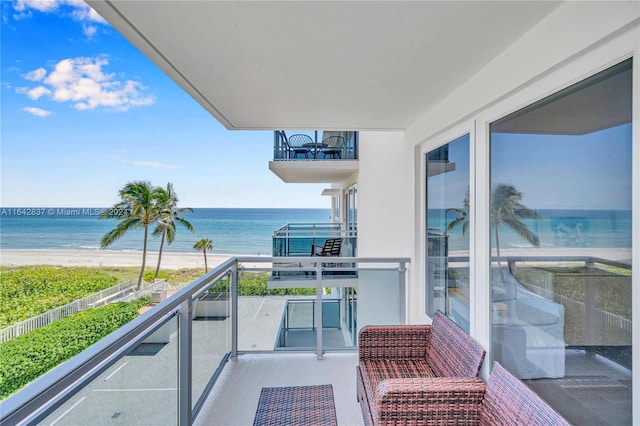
top-left (419, 27), bottom-right (638, 420)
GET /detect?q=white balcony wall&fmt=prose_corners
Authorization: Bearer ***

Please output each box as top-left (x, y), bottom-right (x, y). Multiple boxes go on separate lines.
top-left (356, 131), bottom-right (413, 259)
top-left (355, 131), bottom-right (414, 326)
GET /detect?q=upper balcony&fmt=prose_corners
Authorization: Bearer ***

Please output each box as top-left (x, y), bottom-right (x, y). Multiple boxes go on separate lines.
top-left (268, 131), bottom-right (359, 183)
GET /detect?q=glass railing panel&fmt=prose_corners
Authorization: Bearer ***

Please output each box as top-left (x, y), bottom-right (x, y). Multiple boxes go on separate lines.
top-left (272, 235), bottom-right (357, 258)
top-left (273, 130), bottom-right (359, 161)
top-left (191, 276), bottom-right (231, 411)
top-left (355, 267), bottom-right (403, 329)
top-left (38, 316), bottom-right (178, 426)
top-left (237, 266), bottom-right (363, 351)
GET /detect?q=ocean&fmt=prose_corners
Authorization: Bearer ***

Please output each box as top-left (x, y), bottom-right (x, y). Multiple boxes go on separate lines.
top-left (428, 208), bottom-right (632, 251)
top-left (0, 208), bottom-right (331, 256)
top-left (0, 208), bottom-right (632, 256)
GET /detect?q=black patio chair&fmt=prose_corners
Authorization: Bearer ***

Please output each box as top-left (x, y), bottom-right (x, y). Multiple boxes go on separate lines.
top-left (320, 136), bottom-right (346, 159)
top-left (287, 134), bottom-right (314, 159)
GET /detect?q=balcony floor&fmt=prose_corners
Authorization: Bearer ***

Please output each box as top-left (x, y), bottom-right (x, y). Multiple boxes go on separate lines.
top-left (195, 352), bottom-right (364, 426)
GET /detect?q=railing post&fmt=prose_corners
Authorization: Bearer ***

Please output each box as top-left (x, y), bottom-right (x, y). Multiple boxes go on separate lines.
top-left (178, 297), bottom-right (193, 426)
top-left (399, 262), bottom-right (407, 324)
top-left (316, 263), bottom-right (323, 360)
top-left (584, 259), bottom-right (596, 350)
top-left (231, 265), bottom-right (239, 362)
top-left (177, 297), bottom-right (192, 426)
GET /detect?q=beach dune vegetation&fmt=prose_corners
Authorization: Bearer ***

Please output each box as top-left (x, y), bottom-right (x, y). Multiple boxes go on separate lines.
top-left (0, 297), bottom-right (149, 399)
top-left (0, 268), bottom-right (119, 328)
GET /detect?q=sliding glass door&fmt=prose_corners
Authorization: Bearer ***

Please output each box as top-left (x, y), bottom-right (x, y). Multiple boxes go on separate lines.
top-left (489, 59), bottom-right (632, 425)
top-left (426, 134), bottom-right (470, 331)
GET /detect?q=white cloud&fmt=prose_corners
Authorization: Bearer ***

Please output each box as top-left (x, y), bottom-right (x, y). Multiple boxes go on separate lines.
top-left (13, 0), bottom-right (107, 24)
top-left (23, 106), bottom-right (52, 117)
top-left (23, 67), bottom-right (46, 81)
top-left (26, 85), bottom-right (51, 100)
top-left (82, 23), bottom-right (97, 38)
top-left (14, 0), bottom-right (58, 13)
top-left (18, 56), bottom-right (156, 112)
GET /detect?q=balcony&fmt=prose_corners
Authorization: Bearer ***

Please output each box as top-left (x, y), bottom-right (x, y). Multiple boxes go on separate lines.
top-left (268, 131), bottom-right (359, 183)
top-left (272, 222), bottom-right (356, 257)
top-left (271, 223), bottom-right (358, 287)
top-left (1, 256), bottom-right (408, 426)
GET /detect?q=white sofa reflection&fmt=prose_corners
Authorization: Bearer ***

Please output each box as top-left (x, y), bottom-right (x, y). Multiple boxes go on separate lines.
top-left (491, 270), bottom-right (565, 379)
top-left (447, 268), bottom-right (565, 379)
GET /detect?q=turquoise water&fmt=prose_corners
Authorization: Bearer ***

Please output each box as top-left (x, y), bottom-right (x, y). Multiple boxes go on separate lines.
top-left (0, 208), bottom-right (331, 255)
top-left (1, 208), bottom-right (631, 255)
top-left (428, 208), bottom-right (632, 251)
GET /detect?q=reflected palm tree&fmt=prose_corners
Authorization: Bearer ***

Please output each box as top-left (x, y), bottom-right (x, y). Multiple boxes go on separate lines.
top-left (490, 183), bottom-right (541, 258)
top-left (446, 189), bottom-right (470, 237)
top-left (446, 184), bottom-right (541, 265)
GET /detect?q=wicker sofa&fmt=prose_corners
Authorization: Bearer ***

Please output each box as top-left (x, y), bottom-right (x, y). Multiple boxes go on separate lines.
top-left (478, 362), bottom-right (571, 425)
top-left (356, 311), bottom-right (487, 425)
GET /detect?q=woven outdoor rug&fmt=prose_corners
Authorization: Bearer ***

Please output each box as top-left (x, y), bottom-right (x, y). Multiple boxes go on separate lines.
top-left (253, 384), bottom-right (337, 426)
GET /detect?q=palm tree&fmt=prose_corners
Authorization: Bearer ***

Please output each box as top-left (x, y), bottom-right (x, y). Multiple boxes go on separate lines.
top-left (193, 238), bottom-right (213, 273)
top-left (100, 181), bottom-right (158, 290)
top-left (152, 183), bottom-right (194, 279)
top-left (446, 184), bottom-right (541, 264)
top-left (490, 183), bottom-right (541, 258)
top-left (446, 189), bottom-right (470, 237)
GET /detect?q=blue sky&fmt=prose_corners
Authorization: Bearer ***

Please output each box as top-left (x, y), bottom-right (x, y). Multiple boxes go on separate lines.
top-left (1, 0), bottom-right (328, 208)
top-left (427, 123), bottom-right (632, 211)
top-left (491, 124), bottom-right (632, 210)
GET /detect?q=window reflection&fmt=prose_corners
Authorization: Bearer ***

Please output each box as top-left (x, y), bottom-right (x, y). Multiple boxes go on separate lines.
top-left (426, 134), bottom-right (470, 331)
top-left (489, 59), bottom-right (632, 425)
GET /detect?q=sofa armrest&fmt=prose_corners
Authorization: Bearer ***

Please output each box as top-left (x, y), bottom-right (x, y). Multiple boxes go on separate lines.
top-left (374, 377), bottom-right (485, 425)
top-left (358, 325), bottom-right (431, 360)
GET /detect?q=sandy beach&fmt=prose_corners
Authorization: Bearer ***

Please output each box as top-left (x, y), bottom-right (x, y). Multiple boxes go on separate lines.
top-left (0, 249), bottom-right (271, 270)
top-left (0, 247), bottom-right (631, 270)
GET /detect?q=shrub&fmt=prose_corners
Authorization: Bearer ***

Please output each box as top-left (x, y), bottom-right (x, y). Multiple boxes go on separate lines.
top-left (0, 297), bottom-right (149, 399)
top-left (143, 271), bottom-right (171, 282)
top-left (0, 268), bottom-right (119, 327)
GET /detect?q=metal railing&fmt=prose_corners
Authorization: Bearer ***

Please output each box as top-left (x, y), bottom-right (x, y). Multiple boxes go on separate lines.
top-left (273, 222), bottom-right (357, 256)
top-left (273, 131), bottom-right (358, 161)
top-left (447, 255), bottom-right (632, 338)
top-left (0, 256), bottom-right (409, 426)
top-left (276, 299), bottom-right (341, 348)
top-left (0, 279), bottom-right (135, 343)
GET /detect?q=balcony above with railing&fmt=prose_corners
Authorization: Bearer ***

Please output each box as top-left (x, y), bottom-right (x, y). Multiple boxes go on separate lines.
top-left (271, 222), bottom-right (358, 287)
top-left (269, 131), bottom-right (359, 183)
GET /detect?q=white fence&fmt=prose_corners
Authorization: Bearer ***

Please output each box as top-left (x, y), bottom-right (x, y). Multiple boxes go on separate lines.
top-left (0, 279), bottom-right (165, 343)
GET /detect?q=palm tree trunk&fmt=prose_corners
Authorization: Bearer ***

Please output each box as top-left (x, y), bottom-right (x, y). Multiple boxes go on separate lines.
top-left (137, 225), bottom-right (149, 290)
top-left (155, 231), bottom-right (166, 279)
top-left (203, 248), bottom-right (208, 273)
top-left (493, 222), bottom-right (504, 279)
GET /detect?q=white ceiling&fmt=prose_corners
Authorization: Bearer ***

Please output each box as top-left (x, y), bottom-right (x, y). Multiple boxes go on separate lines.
top-left (88, 1), bottom-right (561, 131)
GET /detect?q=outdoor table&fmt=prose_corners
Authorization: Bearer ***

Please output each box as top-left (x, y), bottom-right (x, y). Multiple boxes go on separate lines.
top-left (302, 143), bottom-right (327, 159)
